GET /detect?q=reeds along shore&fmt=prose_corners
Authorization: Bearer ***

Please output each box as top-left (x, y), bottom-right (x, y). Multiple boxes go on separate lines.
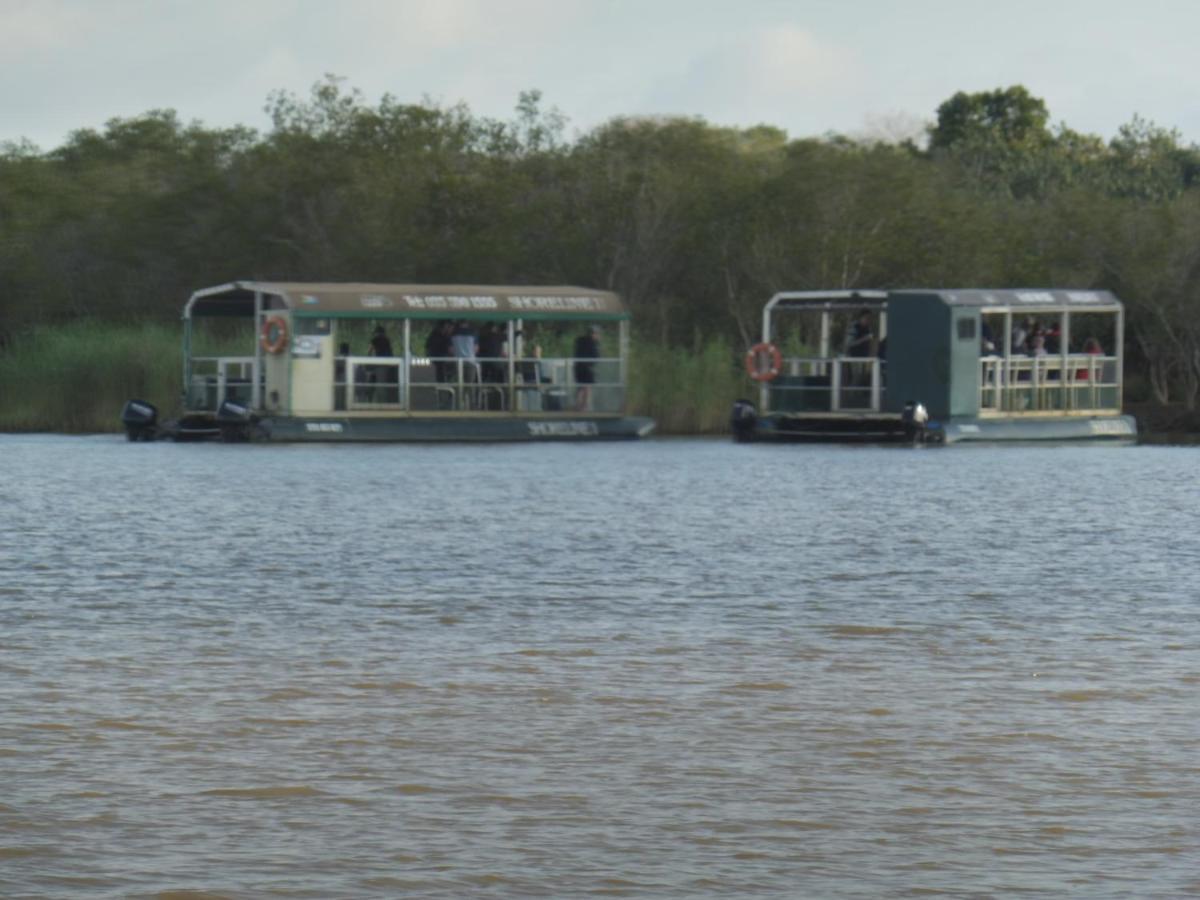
top-left (0, 322), bottom-right (746, 435)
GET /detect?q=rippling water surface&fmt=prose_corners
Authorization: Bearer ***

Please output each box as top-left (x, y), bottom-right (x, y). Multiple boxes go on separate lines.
top-left (1, 435), bottom-right (1197, 898)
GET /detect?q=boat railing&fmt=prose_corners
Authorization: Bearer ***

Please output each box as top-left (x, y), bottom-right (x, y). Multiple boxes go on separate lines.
top-left (332, 355), bottom-right (626, 414)
top-left (187, 356), bottom-right (258, 410)
top-left (979, 354), bottom-right (1120, 414)
top-left (768, 356), bottom-right (884, 413)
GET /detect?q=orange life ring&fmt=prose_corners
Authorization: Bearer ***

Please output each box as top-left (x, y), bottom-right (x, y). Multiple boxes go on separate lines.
top-left (745, 342), bottom-right (782, 382)
top-left (260, 316), bottom-right (288, 354)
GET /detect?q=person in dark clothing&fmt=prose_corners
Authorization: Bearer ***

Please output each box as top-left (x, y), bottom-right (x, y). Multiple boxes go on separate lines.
top-left (574, 326), bottom-right (601, 411)
top-left (846, 310), bottom-right (873, 357)
top-left (478, 323), bottom-right (506, 384)
top-left (367, 325), bottom-right (395, 400)
top-left (425, 320), bottom-right (454, 382)
top-left (368, 325), bottom-right (393, 358)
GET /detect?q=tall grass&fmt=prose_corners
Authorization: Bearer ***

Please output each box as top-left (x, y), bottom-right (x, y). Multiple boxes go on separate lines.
top-left (627, 335), bottom-right (744, 434)
top-left (0, 321), bottom-right (182, 433)
top-left (0, 322), bottom-right (748, 434)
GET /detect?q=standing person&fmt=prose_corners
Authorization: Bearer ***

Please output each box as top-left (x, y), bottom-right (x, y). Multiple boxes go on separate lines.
top-left (451, 320), bottom-right (479, 407)
top-left (477, 322), bottom-right (507, 410)
top-left (368, 324), bottom-right (393, 358)
top-left (425, 320), bottom-right (453, 382)
top-left (424, 320), bottom-right (454, 409)
top-left (573, 325), bottom-right (601, 411)
top-left (845, 309), bottom-right (874, 388)
top-left (367, 325), bottom-right (394, 401)
top-left (845, 310), bottom-right (874, 357)
top-left (478, 323), bottom-right (506, 383)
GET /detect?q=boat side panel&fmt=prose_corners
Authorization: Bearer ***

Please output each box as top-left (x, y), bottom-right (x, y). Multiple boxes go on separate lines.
top-left (256, 415), bottom-right (656, 442)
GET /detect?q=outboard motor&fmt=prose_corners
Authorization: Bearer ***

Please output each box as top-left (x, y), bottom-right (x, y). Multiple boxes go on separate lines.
top-left (730, 399), bottom-right (758, 443)
top-left (121, 399), bottom-right (158, 442)
top-left (901, 400), bottom-right (930, 444)
top-left (216, 399), bottom-right (253, 442)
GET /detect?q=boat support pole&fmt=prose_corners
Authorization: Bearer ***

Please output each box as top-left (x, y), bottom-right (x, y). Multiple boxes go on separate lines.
top-left (252, 290), bottom-right (263, 410)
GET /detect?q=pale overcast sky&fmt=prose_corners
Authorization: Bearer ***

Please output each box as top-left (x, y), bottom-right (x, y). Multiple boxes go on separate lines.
top-left (3, 0), bottom-right (1199, 151)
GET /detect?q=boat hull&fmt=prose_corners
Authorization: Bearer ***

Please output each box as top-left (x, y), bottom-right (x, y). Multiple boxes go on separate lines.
top-left (161, 413), bottom-right (656, 443)
top-left (749, 413), bottom-right (928, 444)
top-left (939, 414), bottom-right (1137, 444)
top-left (743, 412), bottom-right (1137, 445)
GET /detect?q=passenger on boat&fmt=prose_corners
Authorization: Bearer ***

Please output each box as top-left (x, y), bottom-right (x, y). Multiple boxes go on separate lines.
top-left (1077, 337), bottom-right (1103, 380)
top-left (846, 310), bottom-right (874, 357)
top-left (367, 325), bottom-right (395, 400)
top-left (336, 342), bottom-right (351, 409)
top-left (1045, 321), bottom-right (1062, 354)
top-left (425, 320), bottom-right (453, 381)
top-left (424, 320), bottom-right (455, 409)
top-left (451, 320), bottom-right (480, 404)
top-left (574, 326), bottom-right (601, 411)
top-left (845, 309), bottom-right (874, 387)
top-left (980, 320), bottom-right (996, 354)
top-left (369, 324), bottom-right (394, 358)
top-left (479, 323), bottom-right (506, 383)
top-left (519, 344), bottom-right (547, 411)
top-left (1012, 317), bottom-right (1033, 354)
top-left (477, 323), bottom-right (507, 410)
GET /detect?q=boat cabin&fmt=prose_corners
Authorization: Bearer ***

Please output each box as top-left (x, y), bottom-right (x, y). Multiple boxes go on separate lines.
top-left (156, 281), bottom-right (654, 441)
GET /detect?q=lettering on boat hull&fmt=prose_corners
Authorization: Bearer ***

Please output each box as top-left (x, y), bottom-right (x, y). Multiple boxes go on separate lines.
top-left (305, 422), bottom-right (345, 434)
top-left (527, 421), bottom-right (600, 437)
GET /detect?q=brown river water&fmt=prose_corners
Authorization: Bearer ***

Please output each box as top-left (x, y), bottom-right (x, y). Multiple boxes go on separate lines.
top-left (1, 435), bottom-right (1197, 898)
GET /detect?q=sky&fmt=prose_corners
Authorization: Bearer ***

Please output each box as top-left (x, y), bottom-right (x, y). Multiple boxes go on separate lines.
top-left (3, 0), bottom-right (1200, 151)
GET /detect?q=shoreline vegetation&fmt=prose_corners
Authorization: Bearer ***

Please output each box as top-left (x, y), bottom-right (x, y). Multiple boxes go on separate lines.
top-left (3, 80), bottom-right (1200, 434)
top-left (0, 321), bottom-right (1196, 440)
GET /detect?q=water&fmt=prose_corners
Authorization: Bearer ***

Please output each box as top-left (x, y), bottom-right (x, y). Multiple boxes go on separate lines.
top-left (1, 435), bottom-right (1197, 898)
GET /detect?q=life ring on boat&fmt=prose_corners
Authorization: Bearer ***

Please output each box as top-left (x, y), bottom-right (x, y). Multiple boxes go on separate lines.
top-left (260, 316), bottom-right (288, 354)
top-left (745, 342), bottom-right (782, 382)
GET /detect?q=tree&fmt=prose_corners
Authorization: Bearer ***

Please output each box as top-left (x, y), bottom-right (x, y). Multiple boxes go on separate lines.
top-left (928, 85), bottom-right (1050, 151)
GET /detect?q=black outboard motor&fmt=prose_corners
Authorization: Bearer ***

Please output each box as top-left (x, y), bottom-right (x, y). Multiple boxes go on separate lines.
top-left (901, 400), bottom-right (930, 444)
top-left (121, 399), bottom-right (158, 442)
top-left (216, 399), bottom-right (253, 442)
top-left (730, 399), bottom-right (758, 443)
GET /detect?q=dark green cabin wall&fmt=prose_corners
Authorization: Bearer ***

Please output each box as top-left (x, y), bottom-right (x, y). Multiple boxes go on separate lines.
top-left (884, 293), bottom-right (951, 417)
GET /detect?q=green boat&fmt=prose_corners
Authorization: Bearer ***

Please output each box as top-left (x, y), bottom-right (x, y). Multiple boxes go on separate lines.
top-left (731, 289), bottom-right (1137, 445)
top-left (122, 281), bottom-right (655, 442)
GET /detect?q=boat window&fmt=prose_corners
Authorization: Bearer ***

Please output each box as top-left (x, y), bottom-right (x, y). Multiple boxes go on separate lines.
top-left (956, 317), bottom-right (976, 341)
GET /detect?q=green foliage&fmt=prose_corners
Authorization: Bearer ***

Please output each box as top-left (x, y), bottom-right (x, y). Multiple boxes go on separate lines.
top-left (929, 85), bottom-right (1050, 151)
top-left (3, 79), bottom-right (1200, 420)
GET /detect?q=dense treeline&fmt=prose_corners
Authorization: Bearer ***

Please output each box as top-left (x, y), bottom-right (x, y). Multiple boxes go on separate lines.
top-left (3, 79), bottom-right (1200, 409)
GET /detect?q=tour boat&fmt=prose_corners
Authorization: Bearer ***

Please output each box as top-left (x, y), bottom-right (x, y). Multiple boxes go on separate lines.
top-left (731, 288), bottom-right (1137, 444)
top-left (122, 281), bottom-right (655, 442)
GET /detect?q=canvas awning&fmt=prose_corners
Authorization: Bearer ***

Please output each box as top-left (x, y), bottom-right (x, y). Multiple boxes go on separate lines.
top-left (184, 281), bottom-right (629, 320)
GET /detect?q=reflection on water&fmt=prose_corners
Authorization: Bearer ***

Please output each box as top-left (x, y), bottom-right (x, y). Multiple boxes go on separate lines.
top-left (1, 435), bottom-right (1197, 897)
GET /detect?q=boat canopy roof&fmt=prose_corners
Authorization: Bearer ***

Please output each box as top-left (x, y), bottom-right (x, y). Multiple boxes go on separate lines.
top-left (896, 288), bottom-right (1123, 313)
top-left (767, 288), bottom-right (1122, 315)
top-left (184, 281), bottom-right (629, 321)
